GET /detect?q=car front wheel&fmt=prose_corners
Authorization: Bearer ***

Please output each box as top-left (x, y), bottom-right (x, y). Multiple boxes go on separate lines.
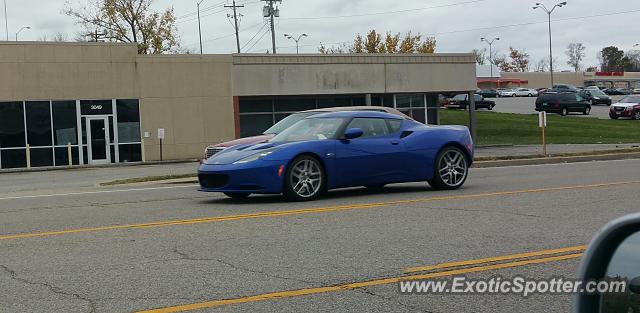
top-left (428, 147), bottom-right (469, 190)
top-left (634, 111), bottom-right (640, 120)
top-left (560, 107), bottom-right (568, 116)
top-left (284, 155), bottom-right (325, 201)
top-left (583, 106), bottom-right (591, 115)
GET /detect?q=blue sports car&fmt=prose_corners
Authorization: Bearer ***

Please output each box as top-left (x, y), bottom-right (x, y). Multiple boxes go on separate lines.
top-left (198, 111), bottom-right (473, 201)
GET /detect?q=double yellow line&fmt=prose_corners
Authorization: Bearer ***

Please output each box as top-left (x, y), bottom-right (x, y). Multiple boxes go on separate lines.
top-left (136, 245), bottom-right (587, 313)
top-left (1, 180), bottom-right (638, 241)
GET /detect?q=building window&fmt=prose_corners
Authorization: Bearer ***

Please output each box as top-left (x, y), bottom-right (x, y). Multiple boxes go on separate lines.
top-left (52, 101), bottom-right (78, 145)
top-left (29, 147), bottom-right (54, 167)
top-left (0, 101), bottom-right (26, 148)
top-left (1, 149), bottom-right (26, 169)
top-left (25, 101), bottom-right (53, 147)
top-left (116, 99), bottom-right (141, 143)
top-left (395, 93), bottom-right (427, 124)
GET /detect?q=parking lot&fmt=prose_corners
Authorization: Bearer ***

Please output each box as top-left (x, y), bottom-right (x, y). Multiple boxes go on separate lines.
top-left (1, 159), bottom-right (639, 312)
top-left (487, 95), bottom-right (626, 119)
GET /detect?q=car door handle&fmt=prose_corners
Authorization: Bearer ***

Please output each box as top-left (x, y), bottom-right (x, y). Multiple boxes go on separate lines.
top-left (391, 140), bottom-right (400, 145)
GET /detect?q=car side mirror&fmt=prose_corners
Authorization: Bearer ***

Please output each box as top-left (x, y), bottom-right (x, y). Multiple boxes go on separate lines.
top-left (343, 128), bottom-right (364, 140)
top-left (574, 213), bottom-right (640, 313)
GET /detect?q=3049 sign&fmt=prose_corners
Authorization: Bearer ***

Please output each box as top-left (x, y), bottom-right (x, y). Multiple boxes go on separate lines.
top-left (91, 105), bottom-right (103, 110)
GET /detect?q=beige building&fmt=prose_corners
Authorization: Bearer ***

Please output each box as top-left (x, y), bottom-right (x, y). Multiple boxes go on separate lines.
top-left (0, 42), bottom-right (477, 169)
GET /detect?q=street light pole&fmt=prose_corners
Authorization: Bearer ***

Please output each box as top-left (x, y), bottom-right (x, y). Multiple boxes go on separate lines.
top-left (15, 26), bottom-right (29, 41)
top-left (3, 0), bottom-right (8, 41)
top-left (480, 37), bottom-right (500, 79)
top-left (284, 33), bottom-right (307, 54)
top-left (197, 0), bottom-right (206, 54)
top-left (533, 1), bottom-right (567, 88)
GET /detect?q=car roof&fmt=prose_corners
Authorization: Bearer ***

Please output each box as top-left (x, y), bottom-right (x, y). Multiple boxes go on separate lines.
top-left (301, 106), bottom-right (412, 120)
top-left (309, 110), bottom-right (403, 119)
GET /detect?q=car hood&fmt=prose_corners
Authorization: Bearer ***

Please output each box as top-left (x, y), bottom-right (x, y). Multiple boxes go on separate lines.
top-left (204, 141), bottom-right (309, 165)
top-left (612, 102), bottom-right (639, 108)
top-left (212, 134), bottom-right (274, 148)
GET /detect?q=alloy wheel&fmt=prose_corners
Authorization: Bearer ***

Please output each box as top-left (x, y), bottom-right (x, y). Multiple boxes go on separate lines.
top-left (290, 158), bottom-right (323, 198)
top-left (438, 149), bottom-right (468, 187)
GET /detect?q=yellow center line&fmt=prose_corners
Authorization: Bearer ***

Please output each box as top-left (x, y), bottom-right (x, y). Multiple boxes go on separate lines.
top-left (135, 253), bottom-right (584, 313)
top-left (405, 245), bottom-right (587, 273)
top-left (1, 180), bottom-right (638, 241)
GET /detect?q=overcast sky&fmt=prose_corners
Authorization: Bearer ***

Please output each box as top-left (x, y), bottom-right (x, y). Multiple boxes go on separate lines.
top-left (3, 0), bottom-right (639, 70)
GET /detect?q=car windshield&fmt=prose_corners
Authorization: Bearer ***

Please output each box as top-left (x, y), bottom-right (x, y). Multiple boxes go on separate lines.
top-left (263, 112), bottom-right (320, 135)
top-left (620, 96), bottom-right (640, 103)
top-left (270, 117), bottom-right (345, 142)
top-left (453, 94), bottom-right (467, 100)
top-left (589, 90), bottom-right (606, 96)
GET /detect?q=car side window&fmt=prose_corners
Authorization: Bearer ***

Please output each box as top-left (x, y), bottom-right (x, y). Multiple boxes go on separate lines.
top-left (575, 94), bottom-right (584, 102)
top-left (386, 119), bottom-right (403, 133)
top-left (346, 118), bottom-right (390, 139)
top-left (474, 95), bottom-right (482, 101)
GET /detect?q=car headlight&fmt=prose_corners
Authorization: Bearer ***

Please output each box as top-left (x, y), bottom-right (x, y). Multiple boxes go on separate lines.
top-left (232, 148), bottom-right (279, 164)
top-left (593, 97), bottom-right (600, 100)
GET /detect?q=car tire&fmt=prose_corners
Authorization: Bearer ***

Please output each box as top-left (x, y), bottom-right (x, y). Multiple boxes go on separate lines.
top-left (560, 107), bottom-right (568, 116)
top-left (488, 105), bottom-right (494, 110)
top-left (428, 146), bottom-right (469, 191)
top-left (512, 94), bottom-right (516, 97)
top-left (528, 93), bottom-right (533, 97)
top-left (284, 155), bottom-right (325, 201)
top-left (634, 111), bottom-right (640, 120)
top-left (224, 192), bottom-right (251, 199)
top-left (610, 115), bottom-right (619, 120)
top-left (583, 106), bottom-right (591, 115)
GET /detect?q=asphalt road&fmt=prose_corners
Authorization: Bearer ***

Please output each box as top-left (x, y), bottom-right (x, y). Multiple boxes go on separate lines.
top-left (488, 95), bottom-right (626, 119)
top-left (1, 159), bottom-right (640, 312)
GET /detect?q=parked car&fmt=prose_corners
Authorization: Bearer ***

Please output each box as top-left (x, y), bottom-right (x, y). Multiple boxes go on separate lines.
top-left (498, 88), bottom-right (518, 97)
top-left (202, 106), bottom-right (412, 160)
top-left (578, 89), bottom-right (612, 106)
top-left (446, 94), bottom-right (495, 110)
top-left (609, 95), bottom-right (640, 120)
top-left (550, 84), bottom-right (578, 93)
top-left (514, 88), bottom-right (539, 97)
top-left (476, 89), bottom-right (499, 98)
top-left (198, 111), bottom-right (474, 201)
top-left (633, 88), bottom-right (640, 94)
top-left (535, 92), bottom-right (591, 116)
top-left (605, 88), bottom-right (632, 95)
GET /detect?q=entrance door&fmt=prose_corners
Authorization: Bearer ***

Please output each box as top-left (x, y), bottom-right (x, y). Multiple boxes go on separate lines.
top-left (87, 117), bottom-right (111, 164)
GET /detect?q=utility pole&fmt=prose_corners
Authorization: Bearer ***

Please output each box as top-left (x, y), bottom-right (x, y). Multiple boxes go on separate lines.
top-left (533, 1), bottom-right (567, 88)
top-left (262, 0), bottom-right (281, 54)
top-left (225, 0), bottom-right (244, 53)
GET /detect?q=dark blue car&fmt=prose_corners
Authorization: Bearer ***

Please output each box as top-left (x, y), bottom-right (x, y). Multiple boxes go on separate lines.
top-left (198, 111), bottom-right (473, 201)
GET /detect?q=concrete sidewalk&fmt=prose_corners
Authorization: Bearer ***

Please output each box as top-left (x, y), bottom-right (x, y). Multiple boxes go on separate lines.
top-left (475, 143), bottom-right (640, 158)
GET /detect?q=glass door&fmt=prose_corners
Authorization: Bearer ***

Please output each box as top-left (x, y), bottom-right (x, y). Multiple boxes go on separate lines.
top-left (86, 117), bottom-right (110, 164)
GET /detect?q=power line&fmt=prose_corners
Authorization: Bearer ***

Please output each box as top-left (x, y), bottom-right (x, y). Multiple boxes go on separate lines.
top-left (246, 25), bottom-right (271, 52)
top-left (281, 0), bottom-right (486, 20)
top-left (276, 8), bottom-right (640, 51)
top-left (241, 22), bottom-right (268, 50)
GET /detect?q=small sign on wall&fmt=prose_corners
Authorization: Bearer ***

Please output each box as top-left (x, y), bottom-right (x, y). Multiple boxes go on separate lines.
top-left (157, 128), bottom-right (165, 140)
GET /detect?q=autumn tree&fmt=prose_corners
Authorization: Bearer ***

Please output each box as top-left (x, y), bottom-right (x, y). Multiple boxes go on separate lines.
top-left (509, 47), bottom-right (530, 72)
top-left (471, 48), bottom-right (486, 64)
top-left (318, 30), bottom-right (436, 54)
top-left (64, 0), bottom-right (180, 54)
top-left (565, 43), bottom-right (586, 72)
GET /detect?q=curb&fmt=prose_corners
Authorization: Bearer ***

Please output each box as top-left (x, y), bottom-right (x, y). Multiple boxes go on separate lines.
top-left (0, 159), bottom-right (199, 174)
top-left (473, 152), bottom-right (640, 168)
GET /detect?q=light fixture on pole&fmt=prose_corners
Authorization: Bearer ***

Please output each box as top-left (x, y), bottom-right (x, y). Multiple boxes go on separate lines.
top-left (284, 33), bottom-right (307, 54)
top-left (533, 1), bottom-right (567, 88)
top-left (480, 37), bottom-right (500, 79)
top-left (197, 0), bottom-right (207, 54)
top-left (15, 25), bottom-right (30, 41)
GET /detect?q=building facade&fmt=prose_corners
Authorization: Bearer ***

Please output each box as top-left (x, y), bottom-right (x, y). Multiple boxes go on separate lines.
top-left (479, 71), bottom-right (640, 89)
top-left (0, 42), bottom-right (477, 170)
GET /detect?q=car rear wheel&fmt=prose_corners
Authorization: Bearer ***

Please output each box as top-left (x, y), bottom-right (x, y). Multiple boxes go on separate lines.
top-left (224, 192), bottom-right (251, 199)
top-left (634, 111), bottom-right (640, 120)
top-left (512, 94), bottom-right (517, 97)
top-left (284, 156), bottom-right (325, 201)
top-left (528, 93), bottom-right (533, 97)
top-left (428, 147), bottom-right (469, 190)
top-left (560, 107), bottom-right (568, 116)
top-left (583, 106), bottom-right (591, 115)
top-left (488, 105), bottom-right (494, 110)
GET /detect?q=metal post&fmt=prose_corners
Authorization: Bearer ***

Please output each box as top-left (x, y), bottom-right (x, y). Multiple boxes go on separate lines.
top-left (3, 0), bottom-right (7, 41)
top-left (547, 13), bottom-right (554, 87)
top-left (26, 144), bottom-right (31, 169)
top-left (67, 143), bottom-right (73, 166)
top-left (225, 0), bottom-right (244, 53)
top-left (269, 6), bottom-right (276, 54)
top-left (468, 92), bottom-right (477, 142)
top-left (159, 139), bottom-right (163, 161)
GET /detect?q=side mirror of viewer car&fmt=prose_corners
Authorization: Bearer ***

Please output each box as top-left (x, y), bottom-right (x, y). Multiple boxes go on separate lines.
top-left (342, 128), bottom-right (364, 140)
top-left (573, 213), bottom-right (640, 313)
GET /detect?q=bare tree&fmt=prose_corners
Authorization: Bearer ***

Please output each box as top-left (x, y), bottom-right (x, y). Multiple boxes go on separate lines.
top-left (471, 48), bottom-right (487, 65)
top-left (534, 58), bottom-right (548, 72)
top-left (39, 32), bottom-right (69, 42)
top-left (565, 43), bottom-right (586, 72)
top-left (64, 0), bottom-right (180, 54)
